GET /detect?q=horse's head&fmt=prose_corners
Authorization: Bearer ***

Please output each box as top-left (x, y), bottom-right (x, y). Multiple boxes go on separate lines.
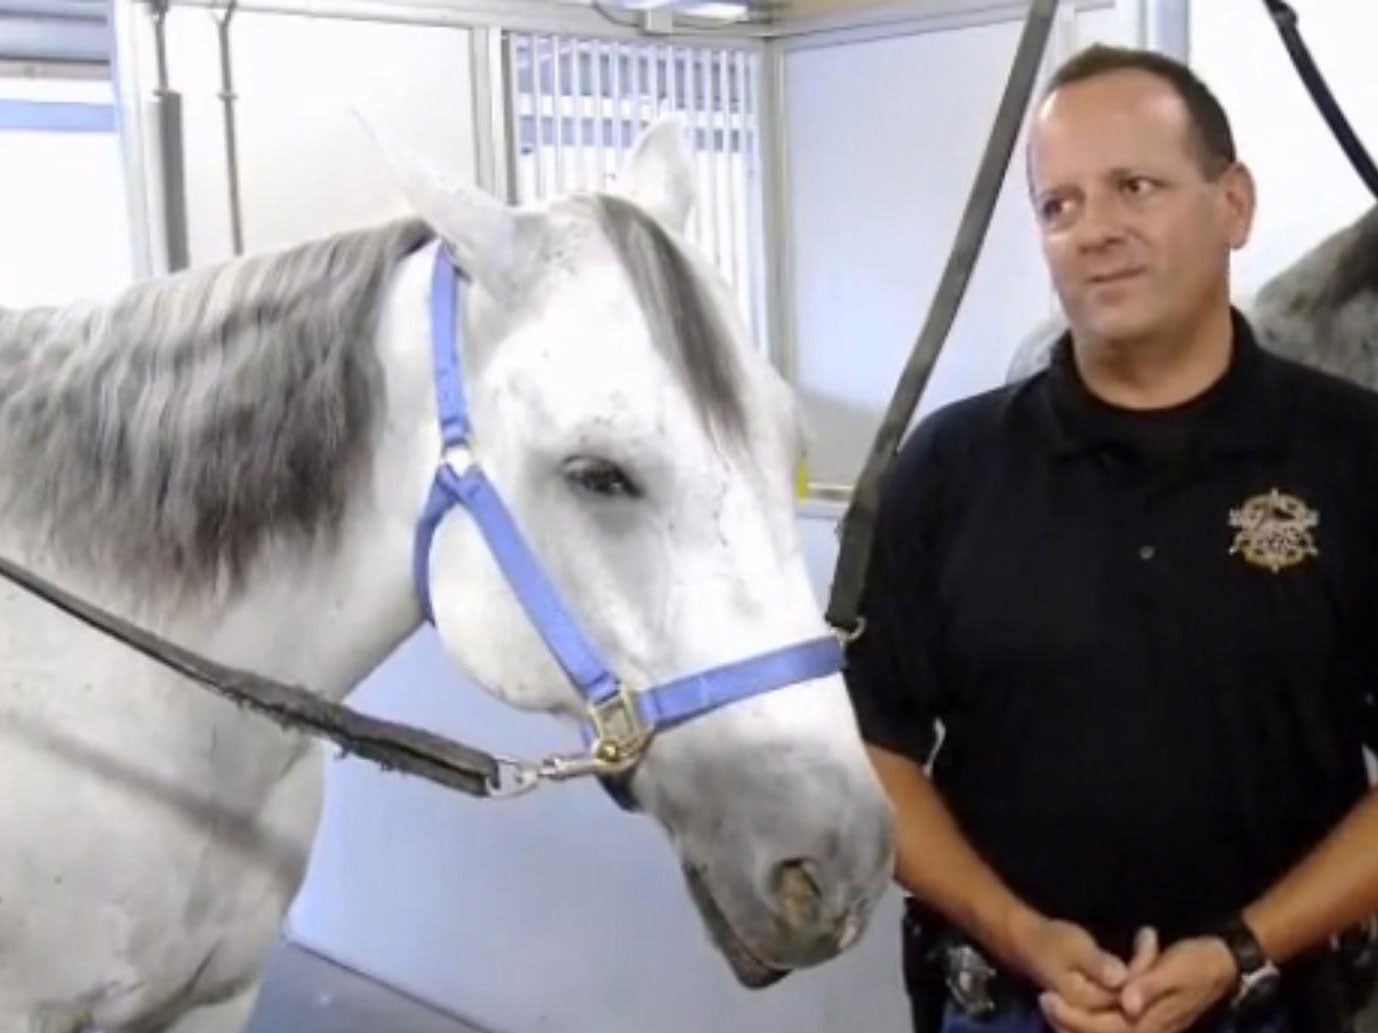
top-left (374, 117), bottom-right (894, 985)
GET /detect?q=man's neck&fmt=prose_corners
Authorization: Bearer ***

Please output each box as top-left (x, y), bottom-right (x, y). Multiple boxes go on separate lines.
top-left (1072, 303), bottom-right (1235, 412)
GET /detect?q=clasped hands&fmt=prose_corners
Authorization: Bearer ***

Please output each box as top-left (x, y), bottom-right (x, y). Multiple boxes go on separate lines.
top-left (1012, 914), bottom-right (1240, 1033)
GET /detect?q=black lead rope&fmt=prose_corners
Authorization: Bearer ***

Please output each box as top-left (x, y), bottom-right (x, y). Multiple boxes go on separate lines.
top-left (825, 0), bottom-right (1062, 640)
top-left (1263, 0), bottom-right (1378, 199)
top-left (0, 554), bottom-right (502, 798)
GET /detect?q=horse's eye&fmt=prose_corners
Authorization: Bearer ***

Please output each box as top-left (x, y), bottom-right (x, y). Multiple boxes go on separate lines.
top-left (564, 457), bottom-right (642, 499)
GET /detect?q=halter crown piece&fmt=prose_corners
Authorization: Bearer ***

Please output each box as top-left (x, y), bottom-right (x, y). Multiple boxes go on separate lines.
top-left (412, 246), bottom-right (845, 793)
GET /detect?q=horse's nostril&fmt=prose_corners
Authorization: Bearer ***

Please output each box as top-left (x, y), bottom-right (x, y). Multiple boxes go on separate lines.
top-left (770, 859), bottom-right (823, 930)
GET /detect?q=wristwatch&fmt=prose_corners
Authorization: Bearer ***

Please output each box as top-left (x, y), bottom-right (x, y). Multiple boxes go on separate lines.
top-left (1208, 914), bottom-right (1281, 1016)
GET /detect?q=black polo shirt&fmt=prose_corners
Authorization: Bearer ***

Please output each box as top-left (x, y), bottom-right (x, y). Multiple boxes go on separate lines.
top-left (845, 310), bottom-right (1378, 957)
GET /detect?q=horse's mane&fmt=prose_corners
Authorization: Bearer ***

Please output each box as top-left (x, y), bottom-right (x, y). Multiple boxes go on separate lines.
top-left (0, 217), bottom-right (434, 599)
top-left (588, 194), bottom-right (748, 444)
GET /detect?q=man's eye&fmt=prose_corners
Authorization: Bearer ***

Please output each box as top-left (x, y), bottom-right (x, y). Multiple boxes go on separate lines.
top-left (564, 458), bottom-right (642, 499)
top-left (1039, 196), bottom-right (1073, 225)
top-left (1123, 176), bottom-right (1158, 196)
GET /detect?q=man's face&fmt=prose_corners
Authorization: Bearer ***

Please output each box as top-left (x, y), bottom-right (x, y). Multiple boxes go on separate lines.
top-left (1028, 69), bottom-right (1254, 346)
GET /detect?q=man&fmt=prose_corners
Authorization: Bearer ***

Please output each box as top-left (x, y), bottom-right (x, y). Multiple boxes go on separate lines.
top-left (844, 44), bottom-right (1378, 1033)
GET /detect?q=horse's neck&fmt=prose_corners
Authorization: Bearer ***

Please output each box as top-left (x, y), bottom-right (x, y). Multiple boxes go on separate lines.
top-left (165, 514), bottom-right (419, 705)
top-left (160, 248), bottom-right (444, 703)
top-left (0, 244), bottom-right (442, 707)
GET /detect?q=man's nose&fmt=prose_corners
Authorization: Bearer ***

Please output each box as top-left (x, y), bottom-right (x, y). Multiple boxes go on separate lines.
top-left (1075, 191), bottom-right (1130, 251)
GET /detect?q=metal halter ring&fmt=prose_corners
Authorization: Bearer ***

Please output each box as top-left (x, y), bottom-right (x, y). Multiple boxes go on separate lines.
top-left (587, 683), bottom-right (652, 770)
top-left (831, 616), bottom-right (867, 647)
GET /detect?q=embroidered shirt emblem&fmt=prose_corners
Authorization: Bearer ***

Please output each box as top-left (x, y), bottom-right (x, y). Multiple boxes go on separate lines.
top-left (1228, 488), bottom-right (1319, 573)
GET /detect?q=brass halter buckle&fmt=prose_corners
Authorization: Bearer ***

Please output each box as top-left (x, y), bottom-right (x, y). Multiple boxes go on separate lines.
top-left (587, 683), bottom-right (652, 772)
top-left (513, 684), bottom-right (653, 788)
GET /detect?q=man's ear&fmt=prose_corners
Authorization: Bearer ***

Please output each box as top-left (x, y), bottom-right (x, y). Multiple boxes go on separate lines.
top-left (1219, 161), bottom-right (1256, 252)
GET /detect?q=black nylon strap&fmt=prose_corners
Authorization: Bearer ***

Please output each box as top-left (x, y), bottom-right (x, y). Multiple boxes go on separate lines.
top-left (825, 0), bottom-right (1061, 637)
top-left (0, 553), bottom-right (501, 798)
top-left (1263, 0), bottom-right (1378, 199)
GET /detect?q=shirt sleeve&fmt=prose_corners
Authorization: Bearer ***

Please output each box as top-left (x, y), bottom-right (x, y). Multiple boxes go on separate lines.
top-left (842, 421), bottom-right (948, 765)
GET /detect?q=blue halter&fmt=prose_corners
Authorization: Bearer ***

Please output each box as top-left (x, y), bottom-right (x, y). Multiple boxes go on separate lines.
top-left (412, 247), bottom-right (844, 775)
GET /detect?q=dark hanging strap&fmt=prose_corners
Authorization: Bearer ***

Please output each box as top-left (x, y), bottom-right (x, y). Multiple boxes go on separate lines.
top-left (0, 552), bottom-right (502, 798)
top-left (826, 0), bottom-right (1061, 638)
top-left (1262, 0), bottom-right (1378, 199)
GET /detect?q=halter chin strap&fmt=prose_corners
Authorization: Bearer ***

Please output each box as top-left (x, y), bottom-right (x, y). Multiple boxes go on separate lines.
top-left (412, 246), bottom-right (843, 779)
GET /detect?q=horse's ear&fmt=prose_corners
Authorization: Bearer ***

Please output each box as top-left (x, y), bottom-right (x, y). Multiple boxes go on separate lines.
top-left (354, 108), bottom-right (543, 296)
top-left (611, 114), bottom-right (696, 234)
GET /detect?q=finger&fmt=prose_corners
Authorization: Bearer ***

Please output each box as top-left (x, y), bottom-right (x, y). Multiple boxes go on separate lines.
top-left (1127, 927), bottom-right (1159, 979)
top-left (1128, 991), bottom-right (1191, 1033)
top-left (1064, 930), bottom-right (1128, 990)
top-left (1122, 947), bottom-right (1186, 1020)
top-left (1073, 945), bottom-right (1129, 990)
top-left (1039, 991), bottom-right (1133, 1033)
top-left (1060, 970), bottom-right (1121, 1012)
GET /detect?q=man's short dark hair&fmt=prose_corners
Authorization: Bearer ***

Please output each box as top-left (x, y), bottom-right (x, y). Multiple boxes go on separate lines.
top-left (1042, 44), bottom-right (1237, 178)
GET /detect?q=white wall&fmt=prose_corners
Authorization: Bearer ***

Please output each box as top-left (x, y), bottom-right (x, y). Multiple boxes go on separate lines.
top-left (118, 5), bottom-right (475, 270)
top-left (0, 77), bottom-right (132, 307)
top-left (1187, 0), bottom-right (1378, 300)
top-left (783, 3), bottom-right (1135, 491)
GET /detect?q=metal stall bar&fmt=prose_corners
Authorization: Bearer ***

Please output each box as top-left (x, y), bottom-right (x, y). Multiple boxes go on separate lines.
top-left (593, 38), bottom-right (606, 185)
top-left (149, 0), bottom-right (188, 271)
top-left (568, 34), bottom-right (585, 188)
top-left (721, 48), bottom-right (737, 294)
top-left (611, 38), bottom-right (625, 168)
top-left (742, 44), bottom-right (763, 345)
top-left (550, 33), bottom-right (565, 191)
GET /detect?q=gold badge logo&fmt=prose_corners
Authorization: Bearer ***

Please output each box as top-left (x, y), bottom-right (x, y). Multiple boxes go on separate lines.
top-left (1228, 488), bottom-right (1319, 573)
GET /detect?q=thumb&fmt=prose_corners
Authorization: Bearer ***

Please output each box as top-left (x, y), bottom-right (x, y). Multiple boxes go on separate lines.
top-left (1127, 926), bottom-right (1159, 979)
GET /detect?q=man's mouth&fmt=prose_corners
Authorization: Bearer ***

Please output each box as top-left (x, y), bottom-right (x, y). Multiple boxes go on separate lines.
top-left (1088, 267), bottom-right (1146, 286)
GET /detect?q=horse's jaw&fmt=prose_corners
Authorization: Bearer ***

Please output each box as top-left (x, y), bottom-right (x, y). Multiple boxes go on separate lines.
top-left (684, 865), bottom-right (791, 989)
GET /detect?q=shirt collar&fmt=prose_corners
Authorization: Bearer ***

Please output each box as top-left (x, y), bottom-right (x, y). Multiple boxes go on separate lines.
top-left (1038, 308), bottom-right (1283, 463)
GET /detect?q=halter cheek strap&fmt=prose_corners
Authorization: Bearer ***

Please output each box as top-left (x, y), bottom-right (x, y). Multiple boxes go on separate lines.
top-left (413, 246), bottom-right (844, 775)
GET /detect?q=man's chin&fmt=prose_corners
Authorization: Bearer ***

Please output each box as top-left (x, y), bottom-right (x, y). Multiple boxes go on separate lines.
top-left (1072, 307), bottom-right (1161, 348)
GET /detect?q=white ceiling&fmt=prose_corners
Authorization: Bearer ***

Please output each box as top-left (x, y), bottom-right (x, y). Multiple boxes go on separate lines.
top-left (595, 0), bottom-right (1031, 29)
top-left (775, 0), bottom-right (1031, 24)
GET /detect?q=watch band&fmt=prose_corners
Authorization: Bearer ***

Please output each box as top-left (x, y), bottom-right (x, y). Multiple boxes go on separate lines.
top-left (1208, 914), bottom-right (1280, 1012)
top-left (1214, 914), bottom-right (1267, 975)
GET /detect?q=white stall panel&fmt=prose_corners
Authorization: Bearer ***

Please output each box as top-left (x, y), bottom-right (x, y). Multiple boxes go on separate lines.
top-left (0, 127), bottom-right (131, 306)
top-left (1075, 2), bottom-right (1135, 48)
top-left (785, 17), bottom-right (1054, 490)
top-left (234, 14), bottom-right (474, 256)
top-left (0, 77), bottom-right (131, 306)
top-left (1190, 0), bottom-right (1377, 298)
top-left (123, 7), bottom-right (474, 265)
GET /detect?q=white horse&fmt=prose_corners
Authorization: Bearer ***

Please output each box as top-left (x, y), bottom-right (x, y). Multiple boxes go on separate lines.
top-left (0, 118), bottom-right (894, 1033)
